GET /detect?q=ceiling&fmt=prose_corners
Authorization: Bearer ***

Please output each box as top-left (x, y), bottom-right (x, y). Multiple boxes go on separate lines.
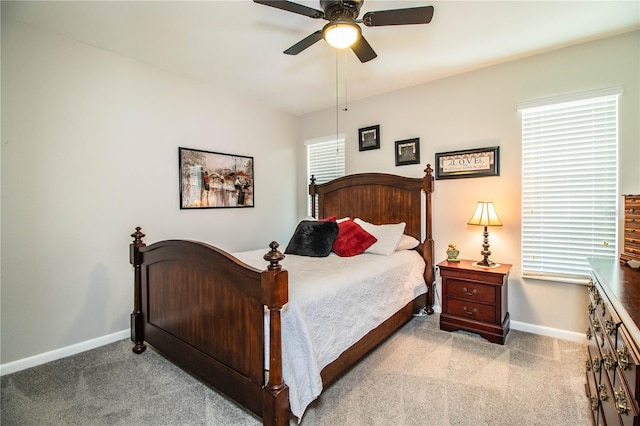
top-left (3, 1), bottom-right (639, 116)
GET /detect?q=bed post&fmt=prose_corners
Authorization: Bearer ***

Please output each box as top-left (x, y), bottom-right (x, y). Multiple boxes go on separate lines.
top-left (130, 227), bottom-right (147, 354)
top-left (262, 242), bottom-right (290, 426)
top-left (309, 174), bottom-right (317, 218)
top-left (423, 165), bottom-right (435, 315)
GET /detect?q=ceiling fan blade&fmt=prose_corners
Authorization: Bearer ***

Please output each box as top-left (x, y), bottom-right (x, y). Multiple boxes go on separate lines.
top-left (351, 35), bottom-right (377, 63)
top-left (253, 0), bottom-right (324, 19)
top-left (284, 30), bottom-right (324, 55)
top-left (362, 5), bottom-right (434, 27)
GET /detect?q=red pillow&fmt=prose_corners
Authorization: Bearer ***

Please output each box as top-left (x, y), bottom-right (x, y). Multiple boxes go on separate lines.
top-left (332, 219), bottom-right (377, 257)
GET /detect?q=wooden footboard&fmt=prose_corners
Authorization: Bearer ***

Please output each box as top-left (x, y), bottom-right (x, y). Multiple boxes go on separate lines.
top-left (130, 229), bottom-right (289, 425)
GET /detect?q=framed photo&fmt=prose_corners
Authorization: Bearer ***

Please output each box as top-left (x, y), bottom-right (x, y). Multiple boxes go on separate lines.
top-left (179, 147), bottom-right (254, 209)
top-left (395, 138), bottom-right (420, 166)
top-left (358, 125), bottom-right (380, 151)
top-left (435, 146), bottom-right (500, 180)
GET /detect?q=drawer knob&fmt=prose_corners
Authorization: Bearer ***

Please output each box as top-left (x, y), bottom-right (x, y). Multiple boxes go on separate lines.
top-left (585, 359), bottom-right (592, 372)
top-left (462, 306), bottom-right (477, 315)
top-left (592, 357), bottom-right (601, 373)
top-left (586, 328), bottom-right (592, 340)
top-left (587, 302), bottom-right (595, 315)
top-left (462, 287), bottom-right (478, 296)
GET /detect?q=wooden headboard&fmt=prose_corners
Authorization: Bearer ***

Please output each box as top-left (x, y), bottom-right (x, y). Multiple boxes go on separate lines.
top-left (309, 167), bottom-right (434, 242)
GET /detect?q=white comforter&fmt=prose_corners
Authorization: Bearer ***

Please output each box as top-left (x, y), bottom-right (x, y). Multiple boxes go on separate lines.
top-left (233, 249), bottom-right (427, 421)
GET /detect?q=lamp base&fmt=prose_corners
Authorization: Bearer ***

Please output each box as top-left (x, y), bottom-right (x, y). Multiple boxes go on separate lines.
top-left (473, 260), bottom-right (501, 268)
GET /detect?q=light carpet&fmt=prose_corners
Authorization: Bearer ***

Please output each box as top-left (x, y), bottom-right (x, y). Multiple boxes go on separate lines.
top-left (1, 313), bottom-right (590, 425)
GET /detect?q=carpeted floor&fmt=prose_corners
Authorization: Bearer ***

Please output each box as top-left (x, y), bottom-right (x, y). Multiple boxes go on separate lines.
top-left (1, 313), bottom-right (590, 425)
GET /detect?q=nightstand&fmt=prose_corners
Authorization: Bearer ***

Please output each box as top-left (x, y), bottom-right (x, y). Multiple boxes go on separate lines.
top-left (438, 259), bottom-right (512, 344)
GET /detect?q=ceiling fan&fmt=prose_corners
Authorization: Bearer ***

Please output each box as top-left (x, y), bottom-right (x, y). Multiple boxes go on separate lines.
top-left (253, 0), bottom-right (434, 63)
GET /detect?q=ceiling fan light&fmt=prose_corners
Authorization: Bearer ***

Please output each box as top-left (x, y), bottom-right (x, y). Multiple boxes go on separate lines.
top-left (323, 22), bottom-right (360, 49)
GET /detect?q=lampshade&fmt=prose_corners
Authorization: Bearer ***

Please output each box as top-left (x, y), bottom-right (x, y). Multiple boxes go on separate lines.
top-left (323, 21), bottom-right (360, 49)
top-left (468, 201), bottom-right (503, 227)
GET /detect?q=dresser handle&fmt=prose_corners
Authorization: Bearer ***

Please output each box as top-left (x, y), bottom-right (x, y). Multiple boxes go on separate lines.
top-left (462, 287), bottom-right (478, 296)
top-left (605, 316), bottom-right (616, 336)
top-left (590, 395), bottom-right (598, 411)
top-left (617, 345), bottom-right (630, 370)
top-left (603, 351), bottom-right (616, 371)
top-left (462, 306), bottom-right (477, 315)
top-left (598, 383), bottom-right (608, 402)
top-left (615, 387), bottom-right (630, 415)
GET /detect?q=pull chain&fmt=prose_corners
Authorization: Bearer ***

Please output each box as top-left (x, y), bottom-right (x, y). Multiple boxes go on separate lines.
top-left (335, 50), bottom-right (339, 152)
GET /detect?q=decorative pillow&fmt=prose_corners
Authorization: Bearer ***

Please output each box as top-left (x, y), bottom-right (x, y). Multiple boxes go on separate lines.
top-left (353, 218), bottom-right (406, 256)
top-left (332, 219), bottom-right (377, 257)
top-left (284, 220), bottom-right (339, 257)
top-left (397, 234), bottom-right (420, 251)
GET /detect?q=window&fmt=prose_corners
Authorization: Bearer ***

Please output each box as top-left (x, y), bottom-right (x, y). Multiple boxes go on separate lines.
top-left (306, 136), bottom-right (345, 216)
top-left (519, 86), bottom-right (621, 283)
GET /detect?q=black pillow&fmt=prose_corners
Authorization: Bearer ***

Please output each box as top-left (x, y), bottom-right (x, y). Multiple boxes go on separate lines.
top-left (285, 220), bottom-right (339, 257)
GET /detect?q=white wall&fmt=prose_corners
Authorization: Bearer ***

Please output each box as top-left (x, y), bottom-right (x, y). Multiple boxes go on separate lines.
top-left (1, 19), bottom-right (298, 364)
top-left (298, 31), bottom-right (640, 334)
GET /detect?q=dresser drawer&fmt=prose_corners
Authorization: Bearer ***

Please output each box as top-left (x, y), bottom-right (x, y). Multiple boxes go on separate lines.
top-left (446, 279), bottom-right (496, 304)
top-left (624, 238), bottom-right (640, 252)
top-left (446, 298), bottom-right (496, 324)
top-left (625, 196), bottom-right (640, 207)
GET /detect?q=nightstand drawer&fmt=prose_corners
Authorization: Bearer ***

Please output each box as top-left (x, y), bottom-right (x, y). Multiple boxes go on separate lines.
top-left (446, 298), bottom-right (496, 324)
top-left (446, 279), bottom-right (496, 304)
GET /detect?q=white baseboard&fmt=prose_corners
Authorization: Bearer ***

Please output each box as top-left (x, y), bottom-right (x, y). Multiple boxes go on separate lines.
top-left (1, 316), bottom-right (585, 376)
top-left (0, 329), bottom-right (129, 376)
top-left (432, 302), bottom-right (585, 343)
top-left (510, 320), bottom-right (586, 343)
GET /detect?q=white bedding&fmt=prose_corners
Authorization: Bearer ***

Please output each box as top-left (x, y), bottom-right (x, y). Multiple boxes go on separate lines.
top-left (233, 249), bottom-right (427, 421)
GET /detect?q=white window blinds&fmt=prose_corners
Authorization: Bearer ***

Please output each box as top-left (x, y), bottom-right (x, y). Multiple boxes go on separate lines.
top-left (306, 137), bottom-right (345, 216)
top-left (519, 87), bottom-right (621, 283)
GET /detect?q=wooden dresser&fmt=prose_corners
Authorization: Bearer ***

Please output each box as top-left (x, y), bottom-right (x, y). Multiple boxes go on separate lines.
top-left (621, 195), bottom-right (640, 264)
top-left (586, 258), bottom-right (640, 425)
top-left (438, 259), bottom-right (511, 345)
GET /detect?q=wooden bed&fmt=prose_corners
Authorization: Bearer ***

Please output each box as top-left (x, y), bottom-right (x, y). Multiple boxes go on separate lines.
top-left (129, 165), bottom-right (435, 425)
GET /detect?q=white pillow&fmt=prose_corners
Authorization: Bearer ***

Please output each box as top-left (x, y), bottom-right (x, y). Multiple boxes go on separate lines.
top-left (354, 218), bottom-right (406, 256)
top-left (397, 234), bottom-right (420, 251)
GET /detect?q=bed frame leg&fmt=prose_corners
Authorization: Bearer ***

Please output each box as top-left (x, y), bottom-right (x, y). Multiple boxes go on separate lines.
top-left (130, 227), bottom-right (147, 354)
top-left (262, 242), bottom-right (290, 425)
top-left (423, 165), bottom-right (435, 315)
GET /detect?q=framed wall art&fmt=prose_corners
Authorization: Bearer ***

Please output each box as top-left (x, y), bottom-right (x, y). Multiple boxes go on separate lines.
top-left (179, 147), bottom-right (254, 209)
top-left (435, 146), bottom-right (500, 180)
top-left (358, 124), bottom-right (380, 151)
top-left (395, 138), bottom-right (420, 166)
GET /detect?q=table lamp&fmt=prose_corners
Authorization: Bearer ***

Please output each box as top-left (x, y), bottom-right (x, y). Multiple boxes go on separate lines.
top-left (467, 201), bottom-right (502, 267)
